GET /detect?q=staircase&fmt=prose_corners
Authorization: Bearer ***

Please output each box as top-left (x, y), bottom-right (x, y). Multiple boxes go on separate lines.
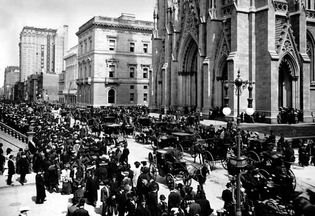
top-left (0, 122), bottom-right (28, 155)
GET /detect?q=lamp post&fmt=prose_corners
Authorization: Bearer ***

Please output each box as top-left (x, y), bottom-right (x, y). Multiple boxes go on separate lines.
top-left (223, 69), bottom-right (254, 216)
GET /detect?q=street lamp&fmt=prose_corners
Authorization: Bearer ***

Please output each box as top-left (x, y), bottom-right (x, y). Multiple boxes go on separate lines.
top-left (223, 69), bottom-right (255, 216)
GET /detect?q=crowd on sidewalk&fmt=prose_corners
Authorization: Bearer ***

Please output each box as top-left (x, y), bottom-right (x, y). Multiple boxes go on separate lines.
top-left (1, 101), bottom-right (315, 216)
top-left (0, 102), bottom-right (215, 216)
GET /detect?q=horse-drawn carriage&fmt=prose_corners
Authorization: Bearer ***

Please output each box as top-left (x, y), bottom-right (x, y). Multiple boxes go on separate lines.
top-left (148, 147), bottom-right (192, 189)
top-left (134, 117), bottom-right (153, 144)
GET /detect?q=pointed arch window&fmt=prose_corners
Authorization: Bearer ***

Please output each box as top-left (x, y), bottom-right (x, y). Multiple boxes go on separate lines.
top-left (307, 33), bottom-right (315, 83)
top-left (108, 89), bottom-right (115, 104)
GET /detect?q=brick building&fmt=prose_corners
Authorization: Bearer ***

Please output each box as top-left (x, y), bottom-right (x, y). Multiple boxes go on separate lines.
top-left (151, 0), bottom-right (315, 123)
top-left (76, 13), bottom-right (153, 107)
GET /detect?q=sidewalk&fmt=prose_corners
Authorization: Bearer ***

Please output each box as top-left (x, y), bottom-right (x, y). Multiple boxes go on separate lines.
top-left (0, 172), bottom-right (36, 188)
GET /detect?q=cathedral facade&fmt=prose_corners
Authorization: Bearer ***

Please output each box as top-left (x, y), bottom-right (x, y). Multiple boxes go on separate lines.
top-left (150, 0), bottom-right (315, 123)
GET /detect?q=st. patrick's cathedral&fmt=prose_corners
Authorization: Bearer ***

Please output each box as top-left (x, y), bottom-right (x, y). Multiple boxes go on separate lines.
top-left (150, 0), bottom-right (315, 123)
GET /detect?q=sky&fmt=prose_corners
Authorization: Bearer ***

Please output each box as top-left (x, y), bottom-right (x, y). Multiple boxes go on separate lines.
top-left (0, 0), bottom-right (154, 87)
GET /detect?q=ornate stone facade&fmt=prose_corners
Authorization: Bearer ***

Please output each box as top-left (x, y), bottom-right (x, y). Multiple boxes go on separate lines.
top-left (76, 14), bottom-right (153, 107)
top-left (151, 0), bottom-right (315, 123)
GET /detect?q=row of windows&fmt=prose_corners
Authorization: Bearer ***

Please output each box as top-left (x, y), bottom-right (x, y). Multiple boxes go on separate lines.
top-left (107, 89), bottom-right (147, 103)
top-left (130, 85), bottom-right (148, 90)
top-left (79, 37), bottom-right (93, 55)
top-left (108, 66), bottom-right (149, 78)
top-left (108, 39), bottom-right (149, 53)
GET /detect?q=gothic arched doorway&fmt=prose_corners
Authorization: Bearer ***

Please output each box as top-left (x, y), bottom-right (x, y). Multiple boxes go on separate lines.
top-left (279, 57), bottom-right (294, 108)
top-left (214, 59), bottom-right (228, 107)
top-left (181, 36), bottom-right (198, 110)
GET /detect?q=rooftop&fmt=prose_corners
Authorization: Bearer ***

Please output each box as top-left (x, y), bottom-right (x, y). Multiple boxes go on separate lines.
top-left (77, 13), bottom-right (153, 35)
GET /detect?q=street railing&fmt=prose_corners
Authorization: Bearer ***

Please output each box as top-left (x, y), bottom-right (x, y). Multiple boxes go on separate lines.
top-left (0, 122), bottom-right (28, 143)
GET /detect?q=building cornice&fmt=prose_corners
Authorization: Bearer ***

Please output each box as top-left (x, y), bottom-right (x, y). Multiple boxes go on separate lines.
top-left (77, 16), bottom-right (153, 36)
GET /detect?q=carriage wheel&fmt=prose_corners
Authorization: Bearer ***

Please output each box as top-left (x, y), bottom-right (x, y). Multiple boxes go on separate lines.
top-left (135, 135), bottom-right (141, 143)
top-left (190, 146), bottom-right (197, 158)
top-left (166, 173), bottom-right (175, 189)
top-left (221, 158), bottom-right (228, 170)
top-left (149, 163), bottom-right (157, 181)
top-left (203, 151), bottom-right (215, 170)
top-left (148, 152), bottom-right (154, 163)
top-left (246, 151), bottom-right (261, 165)
top-left (259, 169), bottom-right (270, 180)
top-left (288, 169), bottom-right (296, 190)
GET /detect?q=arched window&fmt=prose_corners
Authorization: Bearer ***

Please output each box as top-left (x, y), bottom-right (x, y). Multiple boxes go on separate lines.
top-left (307, 33), bottom-right (315, 83)
top-left (108, 89), bottom-right (115, 104)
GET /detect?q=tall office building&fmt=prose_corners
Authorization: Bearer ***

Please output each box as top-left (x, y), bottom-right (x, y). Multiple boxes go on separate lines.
top-left (76, 13), bottom-right (153, 107)
top-left (19, 25), bottom-right (68, 81)
top-left (4, 66), bottom-right (20, 100)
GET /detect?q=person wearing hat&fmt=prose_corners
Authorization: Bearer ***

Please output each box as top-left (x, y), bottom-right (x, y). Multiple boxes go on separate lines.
top-left (61, 163), bottom-right (72, 195)
top-left (158, 194), bottom-right (168, 216)
top-left (132, 161), bottom-right (141, 189)
top-left (72, 199), bottom-right (90, 216)
top-left (7, 154), bottom-right (15, 186)
top-left (221, 182), bottom-right (233, 215)
top-left (35, 170), bottom-right (46, 204)
top-left (18, 152), bottom-right (29, 185)
top-left (146, 180), bottom-right (159, 216)
top-left (135, 197), bottom-right (151, 216)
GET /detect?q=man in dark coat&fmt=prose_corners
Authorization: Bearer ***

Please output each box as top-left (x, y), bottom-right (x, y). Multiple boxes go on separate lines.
top-left (222, 183), bottom-right (234, 215)
top-left (7, 154), bottom-right (15, 185)
top-left (135, 198), bottom-right (151, 216)
top-left (18, 153), bottom-right (29, 185)
top-left (195, 192), bottom-right (213, 216)
top-left (168, 186), bottom-right (182, 212)
top-left (35, 171), bottom-right (46, 204)
top-left (85, 171), bottom-right (99, 207)
top-left (146, 184), bottom-right (159, 216)
top-left (73, 199), bottom-right (90, 216)
top-left (117, 186), bottom-right (128, 216)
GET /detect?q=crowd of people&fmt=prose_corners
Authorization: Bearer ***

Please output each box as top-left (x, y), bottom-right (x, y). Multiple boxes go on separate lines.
top-left (0, 102), bottom-right (216, 216)
top-left (0, 101), bottom-right (315, 216)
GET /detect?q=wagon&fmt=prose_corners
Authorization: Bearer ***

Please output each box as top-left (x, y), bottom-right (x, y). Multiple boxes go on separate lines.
top-left (148, 147), bottom-right (192, 189)
top-left (134, 117), bottom-right (153, 144)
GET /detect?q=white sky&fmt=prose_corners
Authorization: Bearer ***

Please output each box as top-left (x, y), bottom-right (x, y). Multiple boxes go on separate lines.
top-left (0, 0), bottom-right (154, 87)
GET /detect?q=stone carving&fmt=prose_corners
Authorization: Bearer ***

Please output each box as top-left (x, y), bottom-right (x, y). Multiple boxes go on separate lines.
top-left (276, 24), bottom-right (298, 57)
top-left (306, 10), bottom-right (315, 19)
top-left (272, 0), bottom-right (289, 13)
top-left (222, 4), bottom-right (234, 17)
top-left (181, 1), bottom-right (199, 43)
top-left (307, 39), bottom-right (312, 57)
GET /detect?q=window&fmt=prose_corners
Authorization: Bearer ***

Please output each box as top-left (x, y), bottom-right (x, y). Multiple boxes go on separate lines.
top-left (108, 89), bottom-right (115, 103)
top-left (144, 85), bottom-right (148, 89)
top-left (109, 65), bottom-right (115, 78)
top-left (109, 39), bottom-right (116, 51)
top-left (84, 40), bottom-right (87, 53)
top-left (130, 42), bottom-right (135, 52)
top-left (143, 43), bottom-right (148, 53)
top-left (89, 37), bottom-right (92, 51)
top-left (144, 93), bottom-right (148, 102)
top-left (80, 42), bottom-right (83, 54)
top-left (130, 67), bottom-right (135, 78)
top-left (130, 85), bottom-right (134, 90)
top-left (143, 68), bottom-right (148, 78)
top-left (130, 93), bottom-right (134, 102)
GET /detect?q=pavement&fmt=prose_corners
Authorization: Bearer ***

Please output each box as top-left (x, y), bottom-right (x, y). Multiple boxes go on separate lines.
top-left (1, 121), bottom-right (315, 216)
